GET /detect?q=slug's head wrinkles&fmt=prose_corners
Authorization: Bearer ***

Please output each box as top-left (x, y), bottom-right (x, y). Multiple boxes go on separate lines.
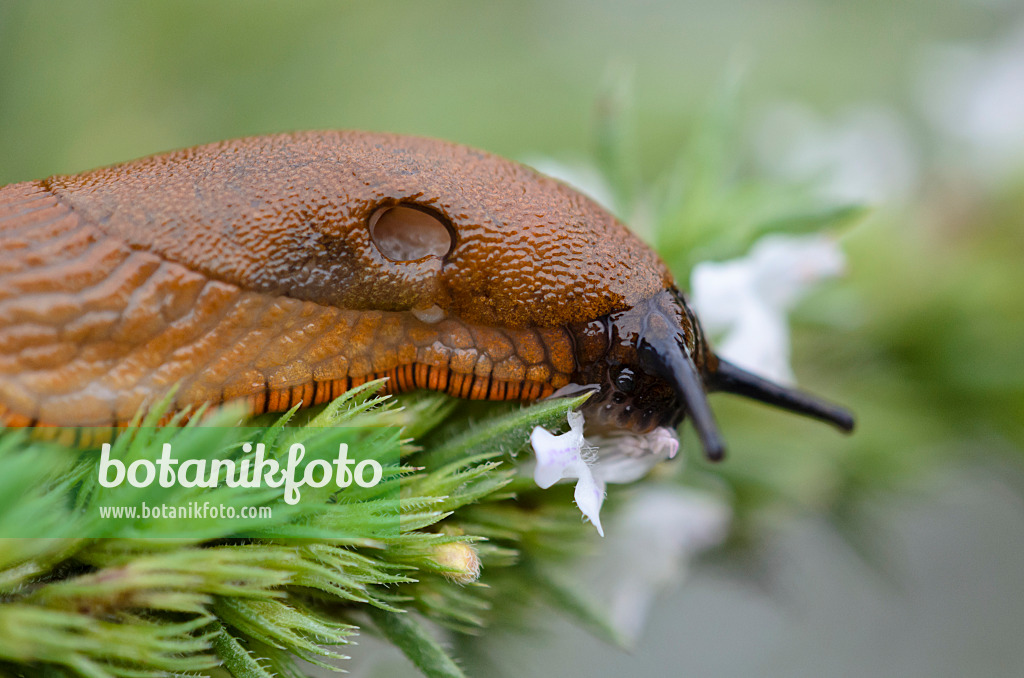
top-left (573, 289), bottom-right (855, 461)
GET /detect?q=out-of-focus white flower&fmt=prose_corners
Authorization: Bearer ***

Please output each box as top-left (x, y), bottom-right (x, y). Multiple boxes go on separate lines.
top-left (530, 411), bottom-right (680, 537)
top-left (691, 233), bottom-right (845, 384)
top-left (592, 487), bottom-right (731, 643)
top-left (751, 102), bottom-right (918, 205)
top-left (917, 22), bottom-right (1024, 183)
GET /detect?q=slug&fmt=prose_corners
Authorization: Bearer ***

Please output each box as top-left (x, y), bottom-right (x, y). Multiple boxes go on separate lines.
top-left (0, 131), bottom-right (853, 459)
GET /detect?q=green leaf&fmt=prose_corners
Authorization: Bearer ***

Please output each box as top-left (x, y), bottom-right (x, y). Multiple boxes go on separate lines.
top-left (752, 203), bottom-right (869, 239)
top-left (528, 562), bottom-right (630, 650)
top-left (420, 393), bottom-right (591, 468)
top-left (212, 625), bottom-right (278, 678)
top-left (367, 607), bottom-right (468, 678)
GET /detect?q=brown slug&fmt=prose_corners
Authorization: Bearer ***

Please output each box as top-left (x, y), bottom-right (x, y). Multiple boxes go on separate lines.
top-left (0, 131), bottom-right (853, 459)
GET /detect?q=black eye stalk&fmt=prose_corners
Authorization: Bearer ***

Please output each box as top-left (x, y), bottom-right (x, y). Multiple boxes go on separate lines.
top-left (637, 312), bottom-right (728, 461)
top-left (708, 359), bottom-right (856, 434)
top-left (637, 311), bottom-right (855, 462)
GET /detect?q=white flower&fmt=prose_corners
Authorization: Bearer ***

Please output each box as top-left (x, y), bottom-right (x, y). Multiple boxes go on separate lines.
top-left (530, 411), bottom-right (680, 537)
top-left (690, 232), bottom-right (846, 385)
top-left (591, 487), bottom-right (730, 643)
top-left (531, 414), bottom-right (729, 637)
top-left (751, 101), bottom-right (918, 205)
top-left (586, 427), bottom-right (679, 484)
top-left (917, 21), bottom-right (1024, 184)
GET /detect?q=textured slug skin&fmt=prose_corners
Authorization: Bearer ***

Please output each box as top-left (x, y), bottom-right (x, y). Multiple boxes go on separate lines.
top-left (0, 131), bottom-right (674, 427)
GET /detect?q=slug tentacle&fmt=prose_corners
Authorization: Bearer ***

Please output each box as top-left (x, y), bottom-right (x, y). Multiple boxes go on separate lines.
top-left (707, 359), bottom-right (855, 432)
top-left (635, 312), bottom-right (726, 461)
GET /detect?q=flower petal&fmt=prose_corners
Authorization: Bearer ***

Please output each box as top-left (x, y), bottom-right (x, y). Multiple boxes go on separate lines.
top-left (530, 410), bottom-right (586, 489)
top-left (588, 427), bottom-right (681, 485)
top-left (574, 470), bottom-right (606, 537)
top-left (691, 233), bottom-right (846, 385)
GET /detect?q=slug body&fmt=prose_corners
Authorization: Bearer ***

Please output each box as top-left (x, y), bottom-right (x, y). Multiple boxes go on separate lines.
top-left (0, 131), bottom-right (852, 459)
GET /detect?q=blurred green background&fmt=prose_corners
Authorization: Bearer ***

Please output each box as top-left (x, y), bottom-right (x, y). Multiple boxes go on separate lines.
top-left (2, 1), bottom-right (1022, 676)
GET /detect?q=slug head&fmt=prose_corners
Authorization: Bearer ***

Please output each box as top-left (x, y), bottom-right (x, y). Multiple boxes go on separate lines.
top-left (572, 289), bottom-right (855, 461)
